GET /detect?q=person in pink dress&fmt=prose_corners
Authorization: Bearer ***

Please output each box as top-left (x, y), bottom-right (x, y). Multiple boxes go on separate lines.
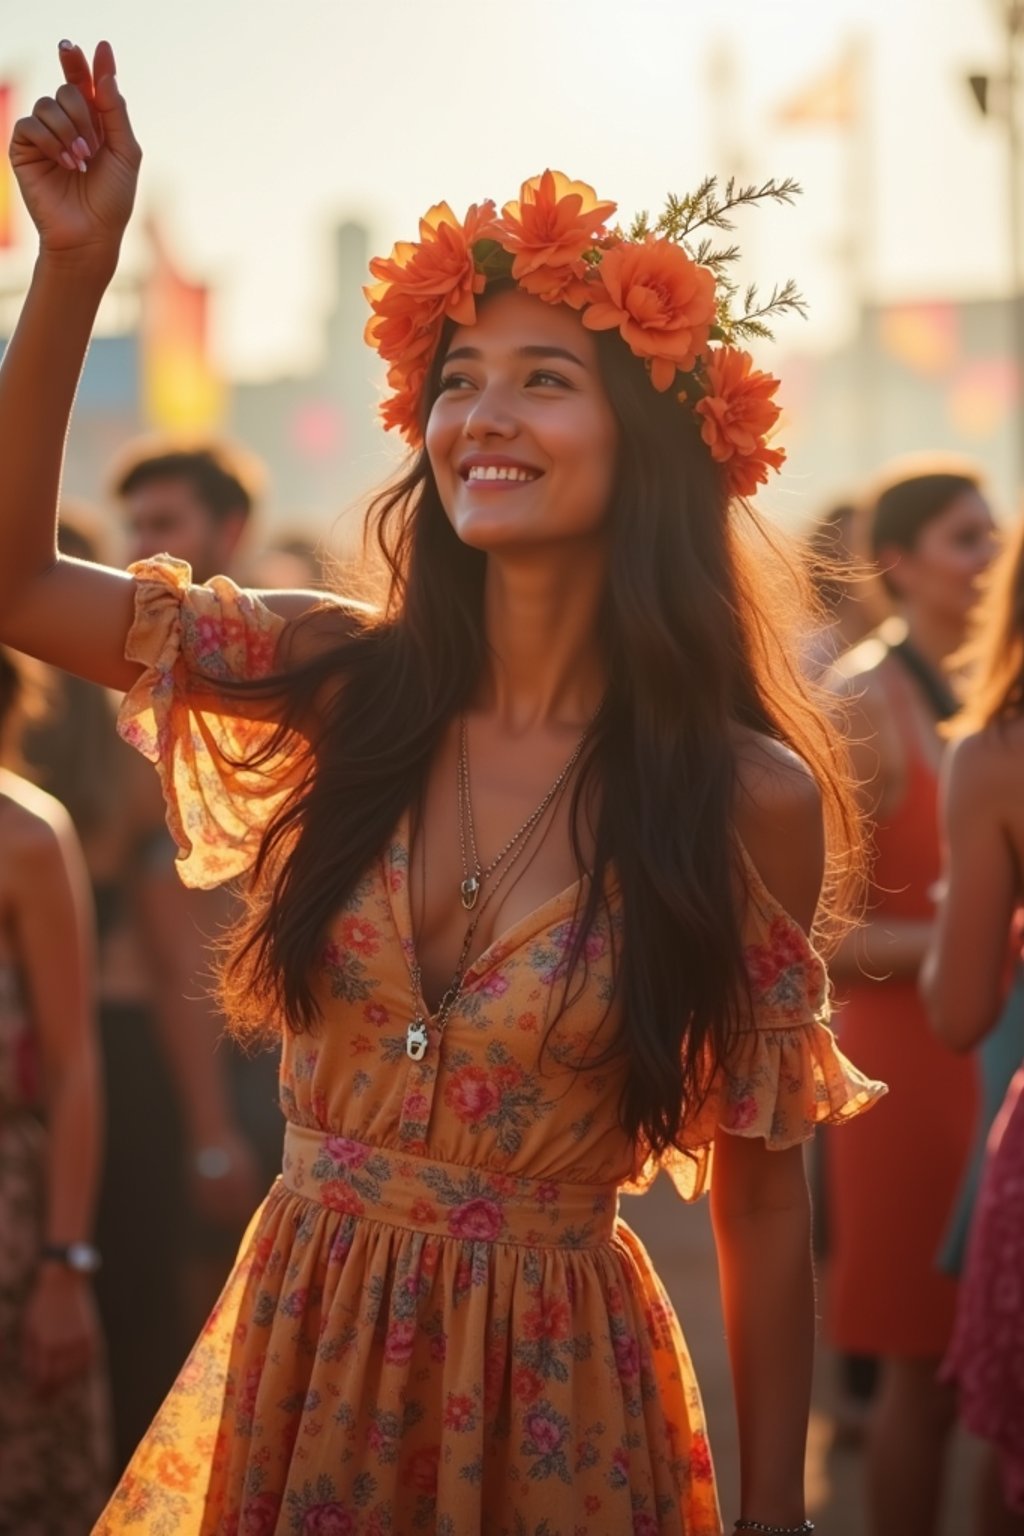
top-left (923, 513), bottom-right (1024, 1535)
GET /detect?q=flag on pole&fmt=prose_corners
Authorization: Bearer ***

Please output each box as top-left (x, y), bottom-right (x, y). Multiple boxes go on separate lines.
top-left (774, 48), bottom-right (858, 128)
top-left (141, 218), bottom-right (225, 432)
top-left (0, 85), bottom-right (15, 249)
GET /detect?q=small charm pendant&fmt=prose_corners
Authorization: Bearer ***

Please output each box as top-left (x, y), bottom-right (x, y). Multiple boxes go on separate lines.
top-left (460, 874), bottom-right (481, 910)
top-left (406, 1018), bottom-right (429, 1062)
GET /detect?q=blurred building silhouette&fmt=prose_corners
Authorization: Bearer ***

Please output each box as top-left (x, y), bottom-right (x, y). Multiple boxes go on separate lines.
top-left (781, 296), bottom-right (1022, 522)
top-left (0, 217), bottom-right (398, 550)
top-left (1, 231), bottom-right (1020, 537)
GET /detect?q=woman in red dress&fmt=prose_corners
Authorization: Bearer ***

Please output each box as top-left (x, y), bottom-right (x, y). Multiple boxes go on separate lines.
top-left (826, 464), bottom-right (996, 1536)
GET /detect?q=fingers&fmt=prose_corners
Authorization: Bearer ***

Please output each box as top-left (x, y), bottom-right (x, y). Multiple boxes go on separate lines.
top-left (88, 43), bottom-right (139, 166)
top-left (27, 94), bottom-right (94, 173)
top-left (57, 39), bottom-right (95, 103)
top-left (93, 39), bottom-right (117, 90)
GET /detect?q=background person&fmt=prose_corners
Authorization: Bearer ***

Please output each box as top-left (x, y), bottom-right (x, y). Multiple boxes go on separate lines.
top-left (110, 440), bottom-right (282, 1332)
top-left (922, 514), bottom-right (1024, 1535)
top-left (21, 509), bottom-right (192, 1472)
top-left (0, 644), bottom-right (110, 1531)
top-left (826, 462), bottom-right (997, 1536)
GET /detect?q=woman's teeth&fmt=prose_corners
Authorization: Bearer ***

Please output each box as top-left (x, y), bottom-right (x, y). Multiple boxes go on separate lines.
top-left (465, 465), bottom-right (538, 483)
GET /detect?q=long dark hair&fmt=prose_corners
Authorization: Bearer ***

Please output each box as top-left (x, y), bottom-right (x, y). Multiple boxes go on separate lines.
top-left (220, 312), bottom-right (861, 1159)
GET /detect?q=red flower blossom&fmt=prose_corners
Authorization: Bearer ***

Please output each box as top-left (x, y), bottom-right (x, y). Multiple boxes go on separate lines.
top-left (443, 1392), bottom-right (476, 1431)
top-left (689, 1430), bottom-right (714, 1481)
top-left (444, 1065), bottom-right (500, 1123)
top-left (383, 1318), bottom-right (417, 1366)
top-left (319, 1180), bottom-right (365, 1218)
top-left (512, 1365), bottom-right (544, 1403)
top-left (522, 1294), bottom-right (571, 1340)
top-left (401, 1445), bottom-right (440, 1496)
top-left (339, 914), bottom-right (381, 958)
top-left (448, 1197), bottom-right (504, 1242)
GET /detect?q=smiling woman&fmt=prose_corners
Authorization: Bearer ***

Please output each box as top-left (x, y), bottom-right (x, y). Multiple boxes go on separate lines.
top-left (0, 59), bottom-right (884, 1536)
top-left (427, 292), bottom-right (619, 550)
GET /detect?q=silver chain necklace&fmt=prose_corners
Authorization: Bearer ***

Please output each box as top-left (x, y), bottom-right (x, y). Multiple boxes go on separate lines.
top-left (457, 712), bottom-right (593, 910)
top-left (405, 712), bottom-right (596, 1062)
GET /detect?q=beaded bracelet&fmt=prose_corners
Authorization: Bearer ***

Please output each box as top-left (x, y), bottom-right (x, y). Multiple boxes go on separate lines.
top-left (734, 1520), bottom-right (815, 1535)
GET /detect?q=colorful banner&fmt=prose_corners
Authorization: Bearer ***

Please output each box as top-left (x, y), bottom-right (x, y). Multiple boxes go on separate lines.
top-left (879, 303), bottom-right (959, 378)
top-left (0, 85), bottom-right (15, 249)
top-left (141, 219), bottom-right (225, 432)
top-left (774, 50), bottom-right (857, 128)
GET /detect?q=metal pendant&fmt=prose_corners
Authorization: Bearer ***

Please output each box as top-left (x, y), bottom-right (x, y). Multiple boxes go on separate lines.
top-left (460, 874), bottom-right (481, 910)
top-left (406, 1018), bottom-right (429, 1062)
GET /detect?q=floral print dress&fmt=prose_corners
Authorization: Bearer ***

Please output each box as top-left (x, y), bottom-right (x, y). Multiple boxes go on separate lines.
top-left (96, 558), bottom-right (884, 1536)
top-left (0, 961), bottom-right (111, 1532)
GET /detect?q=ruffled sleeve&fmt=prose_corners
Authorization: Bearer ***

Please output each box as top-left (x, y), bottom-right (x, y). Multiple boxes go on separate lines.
top-left (625, 845), bottom-right (887, 1203)
top-left (116, 555), bottom-right (309, 890)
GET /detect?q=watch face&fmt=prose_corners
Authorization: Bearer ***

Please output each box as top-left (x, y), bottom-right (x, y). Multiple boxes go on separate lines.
top-left (66, 1243), bottom-right (101, 1274)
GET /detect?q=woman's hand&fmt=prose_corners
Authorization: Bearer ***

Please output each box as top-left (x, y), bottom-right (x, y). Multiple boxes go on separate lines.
top-left (9, 39), bottom-right (140, 268)
top-left (21, 1266), bottom-right (101, 1395)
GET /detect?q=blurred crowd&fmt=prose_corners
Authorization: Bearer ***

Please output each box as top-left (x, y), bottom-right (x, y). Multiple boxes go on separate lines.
top-left (2, 433), bottom-right (1023, 1536)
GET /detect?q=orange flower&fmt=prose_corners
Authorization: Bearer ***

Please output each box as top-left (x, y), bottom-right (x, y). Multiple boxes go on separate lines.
top-left (582, 237), bottom-right (716, 390)
top-left (694, 345), bottom-right (786, 499)
top-left (363, 286), bottom-right (441, 372)
top-left (366, 201), bottom-right (496, 444)
top-left (517, 262), bottom-right (594, 309)
top-left (379, 360), bottom-right (428, 446)
top-left (497, 170), bottom-right (617, 280)
top-left (367, 199), bottom-right (497, 331)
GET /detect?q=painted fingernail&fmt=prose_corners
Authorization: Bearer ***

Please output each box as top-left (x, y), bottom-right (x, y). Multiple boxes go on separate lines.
top-left (58, 39), bottom-right (74, 52)
top-left (59, 150), bottom-right (76, 172)
top-left (75, 158), bottom-right (88, 174)
top-left (72, 136), bottom-right (91, 162)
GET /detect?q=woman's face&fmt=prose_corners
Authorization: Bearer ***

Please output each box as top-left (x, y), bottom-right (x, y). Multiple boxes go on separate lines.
top-left (425, 288), bottom-right (619, 554)
top-left (885, 489), bottom-right (998, 626)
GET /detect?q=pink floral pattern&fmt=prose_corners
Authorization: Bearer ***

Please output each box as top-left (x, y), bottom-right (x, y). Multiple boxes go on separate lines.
top-left (96, 558), bottom-right (885, 1535)
top-left (942, 1068), bottom-right (1024, 1513)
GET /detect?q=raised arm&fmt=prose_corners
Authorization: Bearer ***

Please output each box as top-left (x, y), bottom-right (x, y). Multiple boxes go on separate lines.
top-left (0, 41), bottom-right (150, 688)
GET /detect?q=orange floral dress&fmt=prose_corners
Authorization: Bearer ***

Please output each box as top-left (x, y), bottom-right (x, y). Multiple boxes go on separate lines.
top-left (95, 558), bottom-right (884, 1536)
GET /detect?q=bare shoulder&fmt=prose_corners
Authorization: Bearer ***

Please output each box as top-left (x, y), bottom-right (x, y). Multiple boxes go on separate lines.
top-left (731, 729), bottom-right (824, 932)
top-left (0, 769), bottom-right (73, 875)
top-left (265, 590), bottom-right (379, 669)
top-left (946, 720), bottom-right (1024, 809)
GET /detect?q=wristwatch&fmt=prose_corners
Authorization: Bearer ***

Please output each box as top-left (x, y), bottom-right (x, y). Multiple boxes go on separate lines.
top-left (40, 1241), bottom-right (102, 1274)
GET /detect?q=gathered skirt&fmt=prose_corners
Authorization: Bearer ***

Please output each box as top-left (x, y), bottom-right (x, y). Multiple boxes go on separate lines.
top-left (94, 1123), bottom-right (723, 1535)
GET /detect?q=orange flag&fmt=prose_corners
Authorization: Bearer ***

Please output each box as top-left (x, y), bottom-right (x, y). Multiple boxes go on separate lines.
top-left (141, 219), bottom-right (225, 431)
top-left (774, 50), bottom-right (858, 128)
top-left (0, 85), bottom-right (15, 249)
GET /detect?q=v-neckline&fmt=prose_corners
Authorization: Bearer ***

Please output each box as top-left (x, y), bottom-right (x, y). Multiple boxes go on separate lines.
top-left (385, 804), bottom-right (610, 1021)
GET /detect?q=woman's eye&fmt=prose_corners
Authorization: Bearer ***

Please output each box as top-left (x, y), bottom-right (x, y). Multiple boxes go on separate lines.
top-left (528, 370), bottom-right (572, 389)
top-left (438, 373), bottom-right (473, 392)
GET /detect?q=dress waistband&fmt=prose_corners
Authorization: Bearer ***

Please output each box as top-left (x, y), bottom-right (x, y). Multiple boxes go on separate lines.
top-left (282, 1123), bottom-right (619, 1249)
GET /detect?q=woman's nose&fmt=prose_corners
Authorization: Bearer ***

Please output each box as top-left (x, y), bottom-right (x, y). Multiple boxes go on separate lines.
top-left (463, 381), bottom-right (518, 440)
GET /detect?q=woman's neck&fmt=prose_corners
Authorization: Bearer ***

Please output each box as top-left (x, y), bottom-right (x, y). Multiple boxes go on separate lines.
top-left (477, 545), bottom-right (607, 729)
top-left (900, 607), bottom-right (965, 671)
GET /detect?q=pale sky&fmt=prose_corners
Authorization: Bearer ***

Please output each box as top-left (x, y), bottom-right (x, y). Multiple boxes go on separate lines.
top-left (0, 0), bottom-right (1013, 378)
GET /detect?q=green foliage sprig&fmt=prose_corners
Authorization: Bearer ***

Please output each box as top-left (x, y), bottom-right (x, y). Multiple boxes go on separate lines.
top-left (626, 176), bottom-right (806, 343)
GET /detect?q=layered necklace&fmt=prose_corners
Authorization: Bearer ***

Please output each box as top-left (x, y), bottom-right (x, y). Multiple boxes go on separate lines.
top-left (405, 711), bottom-right (596, 1062)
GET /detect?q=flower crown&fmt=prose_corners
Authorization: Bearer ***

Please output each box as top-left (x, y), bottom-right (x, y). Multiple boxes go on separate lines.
top-left (364, 172), bottom-right (805, 500)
